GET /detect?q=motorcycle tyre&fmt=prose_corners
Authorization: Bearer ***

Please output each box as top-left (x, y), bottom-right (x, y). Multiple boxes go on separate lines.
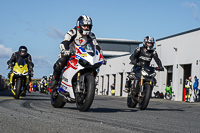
top-left (127, 94), bottom-right (137, 108)
top-left (14, 78), bottom-right (22, 99)
top-left (51, 90), bottom-right (66, 108)
top-left (139, 84), bottom-right (151, 110)
top-left (76, 75), bottom-right (95, 112)
top-left (165, 94), bottom-right (172, 100)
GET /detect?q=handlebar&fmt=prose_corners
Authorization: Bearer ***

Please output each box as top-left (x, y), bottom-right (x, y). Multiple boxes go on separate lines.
top-left (155, 67), bottom-right (164, 71)
top-left (7, 66), bottom-right (11, 70)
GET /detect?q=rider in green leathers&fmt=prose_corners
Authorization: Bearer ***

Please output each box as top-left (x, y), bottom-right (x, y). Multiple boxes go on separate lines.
top-left (165, 85), bottom-right (172, 99)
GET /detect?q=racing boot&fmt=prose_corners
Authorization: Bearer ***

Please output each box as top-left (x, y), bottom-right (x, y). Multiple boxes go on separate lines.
top-left (123, 78), bottom-right (131, 93)
top-left (49, 76), bottom-right (58, 90)
top-left (123, 72), bottom-right (135, 93)
top-left (49, 60), bottom-right (63, 90)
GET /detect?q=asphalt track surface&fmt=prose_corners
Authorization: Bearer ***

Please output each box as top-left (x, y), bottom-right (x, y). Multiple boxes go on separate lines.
top-left (0, 89), bottom-right (200, 133)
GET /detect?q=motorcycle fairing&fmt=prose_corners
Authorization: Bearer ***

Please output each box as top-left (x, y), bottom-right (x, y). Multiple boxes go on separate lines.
top-left (60, 44), bottom-right (103, 99)
top-left (10, 59), bottom-right (29, 89)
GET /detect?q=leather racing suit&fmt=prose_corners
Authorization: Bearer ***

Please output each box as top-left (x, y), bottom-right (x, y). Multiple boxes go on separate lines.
top-left (7, 51), bottom-right (34, 80)
top-left (125, 46), bottom-right (164, 91)
top-left (51, 26), bottom-right (101, 88)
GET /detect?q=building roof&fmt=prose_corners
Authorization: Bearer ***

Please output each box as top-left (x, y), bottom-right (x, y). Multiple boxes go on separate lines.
top-left (157, 27), bottom-right (200, 41)
top-left (97, 37), bottom-right (142, 44)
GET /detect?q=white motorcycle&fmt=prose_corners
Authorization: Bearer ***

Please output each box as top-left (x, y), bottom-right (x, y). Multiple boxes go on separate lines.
top-left (50, 40), bottom-right (104, 111)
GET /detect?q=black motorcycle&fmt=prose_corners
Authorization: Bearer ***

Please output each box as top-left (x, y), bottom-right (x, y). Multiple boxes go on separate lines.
top-left (127, 66), bottom-right (161, 110)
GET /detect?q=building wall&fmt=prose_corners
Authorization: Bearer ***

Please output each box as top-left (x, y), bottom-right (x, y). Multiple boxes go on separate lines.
top-left (97, 29), bottom-right (200, 101)
top-left (99, 42), bottom-right (132, 52)
top-left (154, 29), bottom-right (200, 101)
top-left (97, 54), bottom-right (133, 97)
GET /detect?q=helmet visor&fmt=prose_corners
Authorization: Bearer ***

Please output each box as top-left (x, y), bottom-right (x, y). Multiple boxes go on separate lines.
top-left (20, 49), bottom-right (27, 56)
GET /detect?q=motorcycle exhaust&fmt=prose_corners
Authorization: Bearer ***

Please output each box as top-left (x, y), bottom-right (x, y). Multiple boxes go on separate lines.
top-left (58, 92), bottom-right (75, 103)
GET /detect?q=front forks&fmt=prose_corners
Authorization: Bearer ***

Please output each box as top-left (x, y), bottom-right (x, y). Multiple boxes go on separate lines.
top-left (139, 78), bottom-right (153, 97)
top-left (75, 72), bottom-right (81, 93)
top-left (75, 72), bottom-right (86, 93)
top-left (139, 76), bottom-right (144, 97)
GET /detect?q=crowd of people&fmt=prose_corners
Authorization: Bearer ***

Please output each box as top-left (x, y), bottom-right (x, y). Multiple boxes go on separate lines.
top-left (26, 75), bottom-right (53, 94)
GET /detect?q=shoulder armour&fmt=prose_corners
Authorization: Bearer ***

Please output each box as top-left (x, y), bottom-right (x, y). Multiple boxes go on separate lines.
top-left (67, 28), bottom-right (77, 37)
top-left (135, 47), bottom-right (140, 52)
top-left (13, 52), bottom-right (17, 56)
top-left (63, 28), bottom-right (77, 41)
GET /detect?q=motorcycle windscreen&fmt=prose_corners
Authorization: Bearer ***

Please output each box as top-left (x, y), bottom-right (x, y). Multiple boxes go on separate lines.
top-left (79, 40), bottom-right (102, 65)
top-left (18, 58), bottom-right (26, 67)
top-left (81, 39), bottom-right (96, 54)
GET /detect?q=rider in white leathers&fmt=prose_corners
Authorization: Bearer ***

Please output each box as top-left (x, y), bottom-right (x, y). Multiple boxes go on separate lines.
top-left (50, 15), bottom-right (102, 89)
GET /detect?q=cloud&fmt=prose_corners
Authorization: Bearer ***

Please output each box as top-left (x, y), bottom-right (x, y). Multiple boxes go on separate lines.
top-left (32, 56), bottom-right (53, 68)
top-left (182, 2), bottom-right (200, 22)
top-left (47, 26), bottom-right (65, 39)
top-left (0, 45), bottom-right (13, 58)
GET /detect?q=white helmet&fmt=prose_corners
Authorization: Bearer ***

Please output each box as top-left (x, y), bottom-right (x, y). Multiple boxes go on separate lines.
top-left (77, 15), bottom-right (92, 35)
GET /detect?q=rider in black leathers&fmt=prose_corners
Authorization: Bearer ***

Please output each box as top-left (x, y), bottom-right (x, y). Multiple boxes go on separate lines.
top-left (50, 15), bottom-right (103, 89)
top-left (124, 36), bottom-right (164, 93)
top-left (7, 46), bottom-right (34, 80)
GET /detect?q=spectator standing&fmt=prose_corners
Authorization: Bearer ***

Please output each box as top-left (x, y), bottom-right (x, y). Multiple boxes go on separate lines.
top-left (110, 83), bottom-right (115, 96)
top-left (193, 76), bottom-right (199, 102)
top-left (185, 76), bottom-right (192, 102)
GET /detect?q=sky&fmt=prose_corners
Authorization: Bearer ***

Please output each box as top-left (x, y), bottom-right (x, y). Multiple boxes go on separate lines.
top-left (0, 0), bottom-right (200, 79)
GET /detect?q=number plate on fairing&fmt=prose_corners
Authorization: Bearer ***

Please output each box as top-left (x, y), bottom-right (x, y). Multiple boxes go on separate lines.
top-left (81, 53), bottom-right (87, 57)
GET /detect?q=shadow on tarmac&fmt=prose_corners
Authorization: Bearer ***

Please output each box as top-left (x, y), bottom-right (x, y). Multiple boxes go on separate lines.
top-left (88, 107), bottom-right (138, 113)
top-left (63, 106), bottom-right (138, 113)
top-left (146, 108), bottom-right (184, 112)
top-left (63, 106), bottom-right (184, 113)
top-left (0, 89), bottom-right (13, 97)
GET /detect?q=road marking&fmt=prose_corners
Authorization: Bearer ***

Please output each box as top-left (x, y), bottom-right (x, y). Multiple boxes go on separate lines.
top-left (0, 97), bottom-right (14, 99)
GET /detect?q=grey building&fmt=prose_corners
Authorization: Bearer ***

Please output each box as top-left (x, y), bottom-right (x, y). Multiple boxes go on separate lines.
top-left (153, 27), bottom-right (200, 101)
top-left (96, 38), bottom-right (142, 97)
top-left (97, 38), bottom-right (142, 58)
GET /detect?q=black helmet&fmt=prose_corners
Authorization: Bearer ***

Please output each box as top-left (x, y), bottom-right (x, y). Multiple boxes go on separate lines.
top-left (143, 36), bottom-right (155, 50)
top-left (43, 76), bottom-right (47, 80)
top-left (19, 46), bottom-right (28, 57)
top-left (77, 15), bottom-right (92, 35)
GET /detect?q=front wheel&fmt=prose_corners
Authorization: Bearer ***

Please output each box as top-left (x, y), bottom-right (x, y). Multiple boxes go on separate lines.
top-left (14, 78), bottom-right (22, 99)
top-left (76, 75), bottom-right (95, 112)
top-left (139, 84), bottom-right (152, 110)
top-left (165, 93), bottom-right (172, 100)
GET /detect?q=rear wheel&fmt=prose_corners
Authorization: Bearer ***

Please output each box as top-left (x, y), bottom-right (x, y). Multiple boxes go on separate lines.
top-left (51, 89), bottom-right (66, 108)
top-left (76, 75), bottom-right (95, 112)
top-left (14, 78), bottom-right (22, 99)
top-left (127, 94), bottom-right (137, 108)
top-left (139, 84), bottom-right (152, 110)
